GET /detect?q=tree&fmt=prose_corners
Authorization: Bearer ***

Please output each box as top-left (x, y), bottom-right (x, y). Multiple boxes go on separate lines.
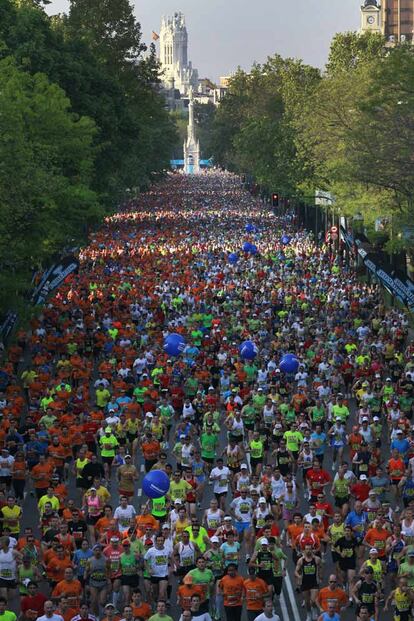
top-left (194, 101), bottom-right (216, 159)
top-left (211, 55), bottom-right (320, 196)
top-left (67, 0), bottom-right (145, 75)
top-left (0, 57), bottom-right (100, 314)
top-left (326, 31), bottom-right (386, 76)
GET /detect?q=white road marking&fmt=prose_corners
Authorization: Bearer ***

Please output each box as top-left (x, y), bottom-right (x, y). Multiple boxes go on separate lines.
top-left (280, 591), bottom-right (290, 621)
top-left (285, 569), bottom-right (302, 621)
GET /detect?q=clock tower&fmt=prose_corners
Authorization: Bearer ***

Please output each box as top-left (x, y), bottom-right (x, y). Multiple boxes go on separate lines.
top-left (360, 0), bottom-right (382, 34)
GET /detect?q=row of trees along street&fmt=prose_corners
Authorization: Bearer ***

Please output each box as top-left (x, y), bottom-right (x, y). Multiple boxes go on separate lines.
top-left (206, 32), bottom-right (414, 280)
top-left (0, 0), bottom-right (177, 318)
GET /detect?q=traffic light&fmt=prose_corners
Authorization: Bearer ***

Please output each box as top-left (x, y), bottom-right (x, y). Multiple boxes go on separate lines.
top-left (272, 193), bottom-right (279, 207)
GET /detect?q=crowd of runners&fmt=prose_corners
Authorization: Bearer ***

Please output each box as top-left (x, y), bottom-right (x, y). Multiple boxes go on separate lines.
top-left (0, 172), bottom-right (413, 621)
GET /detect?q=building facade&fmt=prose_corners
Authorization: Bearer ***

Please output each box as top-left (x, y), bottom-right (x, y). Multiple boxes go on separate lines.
top-left (360, 0), bottom-right (414, 43)
top-left (159, 12), bottom-right (199, 96)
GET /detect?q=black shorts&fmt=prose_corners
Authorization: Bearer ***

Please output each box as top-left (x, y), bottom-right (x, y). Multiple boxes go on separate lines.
top-left (86, 513), bottom-right (102, 525)
top-left (250, 457), bottom-right (263, 470)
top-left (331, 551), bottom-right (341, 563)
top-left (0, 579), bottom-right (16, 589)
top-left (272, 576), bottom-right (283, 595)
top-left (121, 574), bottom-right (140, 587)
top-left (150, 576), bottom-right (168, 584)
top-left (334, 496), bottom-right (349, 508)
top-left (215, 492), bottom-right (228, 502)
top-left (339, 558), bottom-right (356, 571)
top-left (228, 465), bottom-right (240, 474)
top-left (203, 456), bottom-right (215, 464)
top-left (258, 570), bottom-right (273, 585)
top-left (102, 456), bottom-right (114, 465)
top-left (301, 580), bottom-right (318, 592)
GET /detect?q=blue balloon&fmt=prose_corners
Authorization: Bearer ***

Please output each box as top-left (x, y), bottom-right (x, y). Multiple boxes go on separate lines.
top-left (239, 340), bottom-right (258, 360)
top-left (281, 235), bottom-right (291, 245)
top-left (163, 333), bottom-right (186, 356)
top-left (279, 353), bottom-right (299, 374)
top-left (245, 223), bottom-right (256, 233)
top-left (228, 252), bottom-right (239, 264)
top-left (142, 470), bottom-right (170, 499)
top-left (249, 244), bottom-right (258, 255)
top-left (242, 242), bottom-right (252, 253)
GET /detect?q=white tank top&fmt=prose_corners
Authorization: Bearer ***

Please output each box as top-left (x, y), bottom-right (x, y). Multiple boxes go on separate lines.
top-left (0, 549), bottom-right (15, 580)
top-left (206, 509), bottom-right (222, 530)
top-left (178, 542), bottom-right (196, 567)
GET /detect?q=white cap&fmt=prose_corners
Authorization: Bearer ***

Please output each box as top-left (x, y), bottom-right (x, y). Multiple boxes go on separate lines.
top-left (362, 417), bottom-right (369, 422)
top-left (241, 464), bottom-right (248, 469)
top-left (386, 377), bottom-right (392, 381)
top-left (211, 536), bottom-right (220, 543)
top-left (146, 412), bottom-right (154, 418)
top-left (369, 547), bottom-right (378, 554)
top-left (373, 416), bottom-right (379, 421)
top-left (258, 497), bottom-right (267, 504)
top-left (260, 537), bottom-right (269, 545)
top-left (360, 474), bottom-right (368, 481)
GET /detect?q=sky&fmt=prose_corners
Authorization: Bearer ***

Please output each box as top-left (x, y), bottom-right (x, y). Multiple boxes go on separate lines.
top-left (46, 0), bottom-right (360, 82)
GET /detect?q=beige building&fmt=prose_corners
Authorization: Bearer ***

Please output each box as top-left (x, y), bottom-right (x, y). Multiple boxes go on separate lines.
top-left (361, 0), bottom-right (414, 43)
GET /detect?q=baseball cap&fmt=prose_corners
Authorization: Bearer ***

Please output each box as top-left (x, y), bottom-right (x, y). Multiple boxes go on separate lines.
top-left (162, 524), bottom-right (170, 530)
top-left (211, 536), bottom-right (220, 543)
top-left (360, 475), bottom-right (368, 481)
top-left (241, 464), bottom-right (248, 469)
top-left (369, 548), bottom-right (378, 554)
top-left (224, 516), bottom-right (232, 521)
top-left (362, 417), bottom-right (369, 422)
top-left (105, 604), bottom-right (115, 610)
top-left (258, 497), bottom-right (267, 503)
top-left (369, 490), bottom-right (376, 495)
top-left (145, 412), bottom-right (154, 418)
top-left (260, 538), bottom-right (269, 545)
top-left (110, 536), bottom-right (119, 542)
top-left (174, 499), bottom-right (182, 505)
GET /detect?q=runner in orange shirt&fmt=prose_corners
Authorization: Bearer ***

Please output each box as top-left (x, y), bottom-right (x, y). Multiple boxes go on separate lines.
top-left (51, 567), bottom-right (83, 608)
top-left (218, 563), bottom-right (245, 621)
top-left (243, 566), bottom-right (268, 618)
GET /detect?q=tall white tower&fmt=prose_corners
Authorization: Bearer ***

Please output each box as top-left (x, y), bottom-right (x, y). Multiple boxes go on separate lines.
top-left (159, 12), bottom-right (198, 96)
top-left (184, 87), bottom-right (200, 174)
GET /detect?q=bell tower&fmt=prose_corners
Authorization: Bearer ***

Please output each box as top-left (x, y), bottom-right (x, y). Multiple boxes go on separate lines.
top-left (360, 0), bottom-right (382, 34)
top-left (159, 12), bottom-right (198, 96)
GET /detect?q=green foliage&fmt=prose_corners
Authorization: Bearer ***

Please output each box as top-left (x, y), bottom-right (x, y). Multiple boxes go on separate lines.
top-left (0, 56), bottom-right (100, 312)
top-left (0, 0), bottom-right (177, 317)
top-left (194, 101), bottom-right (216, 160)
top-left (211, 56), bottom-right (320, 196)
top-left (326, 31), bottom-right (386, 76)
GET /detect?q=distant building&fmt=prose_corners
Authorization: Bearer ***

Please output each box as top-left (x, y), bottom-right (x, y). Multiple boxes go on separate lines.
top-left (360, 0), bottom-right (414, 44)
top-left (360, 0), bottom-right (382, 34)
top-left (159, 12), bottom-right (198, 96)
